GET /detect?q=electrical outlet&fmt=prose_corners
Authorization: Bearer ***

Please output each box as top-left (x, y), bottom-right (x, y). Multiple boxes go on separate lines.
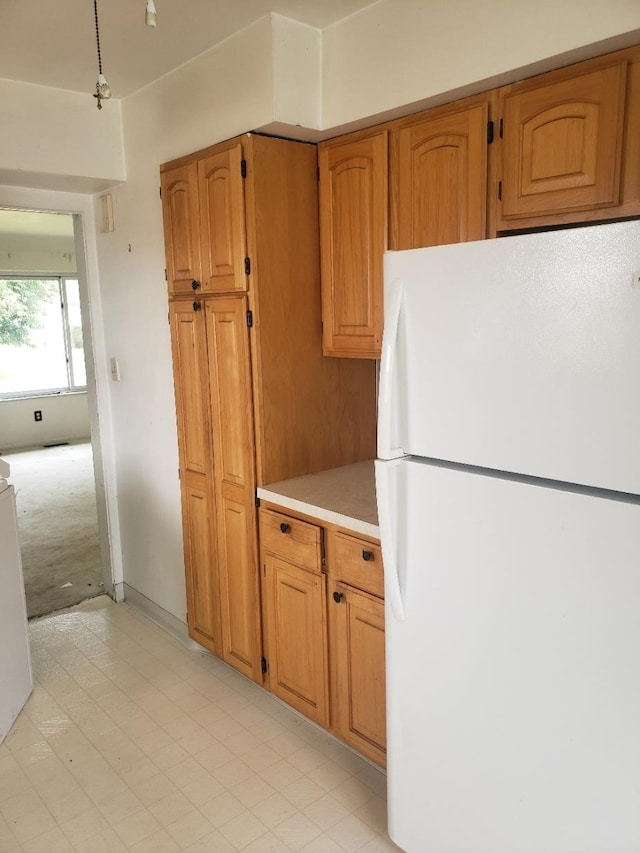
top-left (34, 410), bottom-right (42, 422)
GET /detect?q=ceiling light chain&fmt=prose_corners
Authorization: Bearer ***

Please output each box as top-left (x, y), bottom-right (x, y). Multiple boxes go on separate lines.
top-left (93, 0), bottom-right (111, 109)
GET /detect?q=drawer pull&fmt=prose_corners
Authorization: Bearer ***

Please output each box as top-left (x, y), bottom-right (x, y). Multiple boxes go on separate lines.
top-left (362, 549), bottom-right (374, 562)
top-left (333, 591), bottom-right (344, 603)
top-left (279, 522), bottom-right (291, 534)
top-left (191, 279), bottom-right (201, 290)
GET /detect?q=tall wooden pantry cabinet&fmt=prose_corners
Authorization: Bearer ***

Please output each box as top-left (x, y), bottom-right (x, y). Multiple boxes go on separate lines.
top-left (161, 133), bottom-right (377, 683)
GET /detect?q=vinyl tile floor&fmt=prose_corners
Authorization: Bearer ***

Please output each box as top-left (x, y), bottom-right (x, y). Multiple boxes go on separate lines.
top-left (0, 597), bottom-right (400, 852)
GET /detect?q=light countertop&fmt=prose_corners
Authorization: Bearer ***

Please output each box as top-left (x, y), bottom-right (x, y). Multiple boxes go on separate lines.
top-left (257, 460), bottom-right (379, 539)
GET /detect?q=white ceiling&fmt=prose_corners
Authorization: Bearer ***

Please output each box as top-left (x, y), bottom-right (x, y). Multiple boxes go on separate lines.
top-left (0, 0), bottom-right (377, 98)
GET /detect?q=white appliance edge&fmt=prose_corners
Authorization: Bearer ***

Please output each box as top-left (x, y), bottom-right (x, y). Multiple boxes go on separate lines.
top-left (0, 464), bottom-right (33, 744)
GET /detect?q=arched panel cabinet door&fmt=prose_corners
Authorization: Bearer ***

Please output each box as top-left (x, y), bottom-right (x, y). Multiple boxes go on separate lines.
top-left (319, 128), bottom-right (388, 359)
top-left (161, 161), bottom-right (202, 297)
top-left (499, 60), bottom-right (627, 222)
top-left (204, 294), bottom-right (262, 683)
top-left (391, 98), bottom-right (489, 250)
top-left (197, 143), bottom-right (248, 293)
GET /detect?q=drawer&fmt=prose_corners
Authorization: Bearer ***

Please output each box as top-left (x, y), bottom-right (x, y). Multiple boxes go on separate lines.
top-left (332, 531), bottom-right (383, 598)
top-left (259, 508), bottom-right (322, 573)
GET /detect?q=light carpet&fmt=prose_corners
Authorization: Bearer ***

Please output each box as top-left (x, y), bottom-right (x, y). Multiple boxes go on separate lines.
top-left (6, 441), bottom-right (103, 618)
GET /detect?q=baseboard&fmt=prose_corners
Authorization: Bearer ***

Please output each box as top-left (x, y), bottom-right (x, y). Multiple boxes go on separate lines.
top-left (122, 583), bottom-right (211, 654)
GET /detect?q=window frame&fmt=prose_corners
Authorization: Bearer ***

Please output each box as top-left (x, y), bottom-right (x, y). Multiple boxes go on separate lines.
top-left (0, 274), bottom-right (88, 400)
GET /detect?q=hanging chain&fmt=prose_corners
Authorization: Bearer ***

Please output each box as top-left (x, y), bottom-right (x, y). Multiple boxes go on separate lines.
top-left (94, 0), bottom-right (104, 108)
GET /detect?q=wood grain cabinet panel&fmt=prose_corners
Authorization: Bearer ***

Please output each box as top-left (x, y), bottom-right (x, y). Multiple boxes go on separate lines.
top-left (391, 100), bottom-right (489, 249)
top-left (263, 551), bottom-right (329, 727)
top-left (161, 162), bottom-right (202, 297)
top-left (169, 302), bottom-right (220, 655)
top-left (331, 582), bottom-right (386, 767)
top-left (198, 144), bottom-right (248, 293)
top-left (319, 129), bottom-right (387, 358)
top-left (181, 474), bottom-right (220, 655)
top-left (499, 60), bottom-right (627, 222)
top-left (205, 296), bottom-right (261, 682)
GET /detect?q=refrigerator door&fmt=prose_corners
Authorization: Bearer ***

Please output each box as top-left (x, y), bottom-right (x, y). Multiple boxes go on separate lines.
top-left (379, 220), bottom-right (640, 494)
top-left (376, 457), bottom-right (640, 853)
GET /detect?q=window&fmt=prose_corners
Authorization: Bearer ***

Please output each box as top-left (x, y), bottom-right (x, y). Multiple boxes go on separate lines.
top-left (0, 276), bottom-right (87, 398)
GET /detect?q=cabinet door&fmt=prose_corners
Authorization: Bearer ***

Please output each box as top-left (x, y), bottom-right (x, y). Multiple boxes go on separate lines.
top-left (319, 129), bottom-right (387, 358)
top-left (500, 61), bottom-right (627, 221)
top-left (181, 473), bottom-right (220, 655)
top-left (204, 295), bottom-right (261, 682)
top-left (198, 144), bottom-right (248, 293)
top-left (331, 582), bottom-right (386, 767)
top-left (392, 101), bottom-right (488, 249)
top-left (263, 553), bottom-right (329, 727)
top-left (169, 300), bottom-right (220, 653)
top-left (161, 162), bottom-right (202, 297)
top-left (169, 299), bottom-right (211, 477)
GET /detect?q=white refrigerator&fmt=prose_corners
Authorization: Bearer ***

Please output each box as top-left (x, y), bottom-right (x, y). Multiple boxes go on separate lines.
top-left (375, 220), bottom-right (640, 853)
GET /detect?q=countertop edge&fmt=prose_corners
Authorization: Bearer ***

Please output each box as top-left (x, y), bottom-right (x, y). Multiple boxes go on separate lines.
top-left (257, 487), bottom-right (380, 540)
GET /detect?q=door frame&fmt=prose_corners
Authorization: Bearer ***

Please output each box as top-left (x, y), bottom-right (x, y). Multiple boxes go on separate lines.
top-left (0, 184), bottom-right (123, 601)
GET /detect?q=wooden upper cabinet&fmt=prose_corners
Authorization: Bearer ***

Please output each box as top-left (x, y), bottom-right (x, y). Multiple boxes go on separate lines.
top-left (319, 129), bottom-right (387, 359)
top-left (198, 143), bottom-right (248, 293)
top-left (161, 162), bottom-right (202, 297)
top-left (391, 98), bottom-right (489, 249)
top-left (498, 60), bottom-right (627, 223)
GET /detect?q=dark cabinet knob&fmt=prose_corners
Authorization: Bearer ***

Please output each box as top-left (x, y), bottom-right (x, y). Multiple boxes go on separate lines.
top-left (362, 550), bottom-right (373, 562)
top-left (333, 591), bottom-right (344, 603)
top-left (191, 280), bottom-right (201, 290)
top-left (279, 522), bottom-right (290, 534)
top-left (192, 300), bottom-right (202, 312)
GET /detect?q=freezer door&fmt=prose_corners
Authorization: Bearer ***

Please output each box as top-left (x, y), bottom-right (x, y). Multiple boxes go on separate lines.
top-left (377, 457), bottom-right (640, 853)
top-left (379, 220), bottom-right (640, 493)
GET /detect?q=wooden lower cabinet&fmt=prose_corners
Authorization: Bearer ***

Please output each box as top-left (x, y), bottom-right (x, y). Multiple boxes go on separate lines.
top-left (263, 554), bottom-right (330, 727)
top-left (181, 471), bottom-right (220, 655)
top-left (260, 509), bottom-right (329, 726)
top-left (331, 582), bottom-right (386, 767)
top-left (259, 505), bottom-right (386, 767)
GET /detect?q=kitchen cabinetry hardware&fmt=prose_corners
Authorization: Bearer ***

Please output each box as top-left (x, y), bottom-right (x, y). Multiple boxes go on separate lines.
top-left (191, 280), bottom-right (200, 290)
top-left (192, 300), bottom-right (201, 311)
top-left (279, 522), bottom-right (290, 534)
top-left (362, 549), bottom-right (373, 562)
top-left (333, 590), bottom-right (344, 603)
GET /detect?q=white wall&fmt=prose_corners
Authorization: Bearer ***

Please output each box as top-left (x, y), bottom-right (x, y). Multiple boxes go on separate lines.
top-left (322, 0), bottom-right (640, 129)
top-left (3, 3), bottom-right (640, 627)
top-left (0, 395), bottom-right (89, 452)
top-left (0, 234), bottom-right (76, 274)
top-left (0, 80), bottom-right (125, 193)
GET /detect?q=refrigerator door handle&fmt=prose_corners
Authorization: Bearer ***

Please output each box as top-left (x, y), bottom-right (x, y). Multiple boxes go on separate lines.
top-left (375, 459), bottom-right (406, 621)
top-left (378, 278), bottom-right (405, 460)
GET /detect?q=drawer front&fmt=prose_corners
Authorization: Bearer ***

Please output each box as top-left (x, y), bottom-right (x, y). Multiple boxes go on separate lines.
top-left (333, 532), bottom-right (383, 598)
top-left (259, 508), bottom-right (322, 573)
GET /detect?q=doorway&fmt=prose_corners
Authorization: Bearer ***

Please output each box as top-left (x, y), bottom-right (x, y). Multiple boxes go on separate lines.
top-left (0, 203), bottom-right (117, 609)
